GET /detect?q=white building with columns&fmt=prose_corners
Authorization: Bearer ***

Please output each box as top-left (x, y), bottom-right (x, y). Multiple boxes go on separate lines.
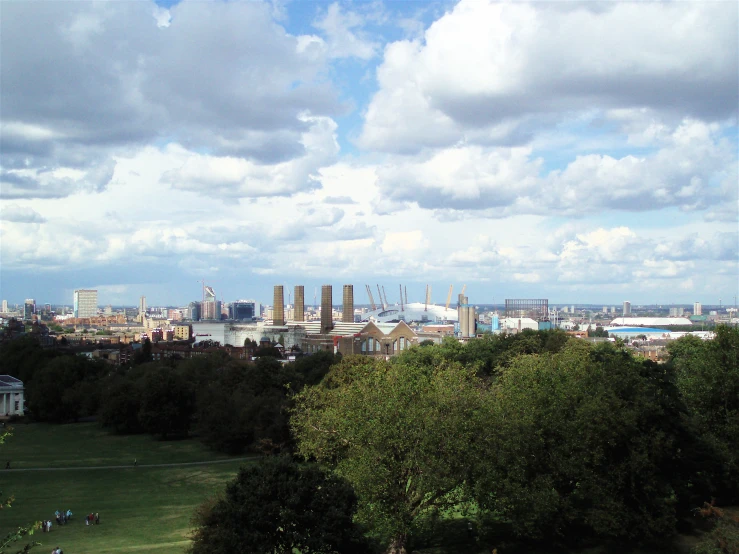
top-left (0, 375), bottom-right (24, 417)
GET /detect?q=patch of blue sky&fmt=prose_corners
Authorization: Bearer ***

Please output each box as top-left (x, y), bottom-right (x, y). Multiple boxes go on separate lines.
top-left (328, 61), bottom-right (377, 155)
top-left (154, 0), bottom-right (180, 8)
top-left (545, 208), bottom-right (703, 231)
top-left (533, 114), bottom-right (657, 174)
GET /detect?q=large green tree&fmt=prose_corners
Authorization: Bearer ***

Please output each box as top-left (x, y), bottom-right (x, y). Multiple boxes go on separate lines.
top-left (668, 325), bottom-right (739, 501)
top-left (138, 366), bottom-right (195, 439)
top-left (189, 456), bottom-right (368, 554)
top-left (292, 355), bottom-right (488, 554)
top-left (472, 340), bottom-right (712, 543)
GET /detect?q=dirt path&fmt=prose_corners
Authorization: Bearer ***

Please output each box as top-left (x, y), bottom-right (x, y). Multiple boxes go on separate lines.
top-left (3, 457), bottom-right (256, 472)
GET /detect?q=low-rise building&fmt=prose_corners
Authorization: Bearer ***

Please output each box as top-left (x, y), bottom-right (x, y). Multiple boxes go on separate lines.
top-left (0, 375), bottom-right (24, 417)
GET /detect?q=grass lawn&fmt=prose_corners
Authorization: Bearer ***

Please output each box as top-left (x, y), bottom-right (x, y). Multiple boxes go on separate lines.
top-left (0, 422), bottom-right (237, 469)
top-left (0, 422), bottom-right (250, 553)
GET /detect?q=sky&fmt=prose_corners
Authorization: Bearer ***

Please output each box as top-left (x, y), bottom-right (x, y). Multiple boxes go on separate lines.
top-left (1, 0), bottom-right (737, 308)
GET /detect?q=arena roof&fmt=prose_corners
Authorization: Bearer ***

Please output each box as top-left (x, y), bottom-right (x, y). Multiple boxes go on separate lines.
top-left (361, 302), bottom-right (459, 323)
top-left (609, 317), bottom-right (692, 326)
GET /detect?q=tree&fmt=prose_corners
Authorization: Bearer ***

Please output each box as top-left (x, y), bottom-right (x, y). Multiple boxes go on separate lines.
top-left (138, 366), bottom-right (195, 439)
top-left (292, 355), bottom-right (488, 553)
top-left (471, 341), bottom-right (712, 544)
top-left (133, 338), bottom-right (152, 365)
top-left (99, 380), bottom-right (144, 434)
top-left (668, 326), bottom-right (739, 502)
top-left (189, 456), bottom-right (369, 554)
top-left (26, 354), bottom-right (105, 422)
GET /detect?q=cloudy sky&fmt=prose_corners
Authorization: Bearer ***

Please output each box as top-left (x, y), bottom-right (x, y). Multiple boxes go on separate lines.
top-left (1, 0), bottom-right (737, 308)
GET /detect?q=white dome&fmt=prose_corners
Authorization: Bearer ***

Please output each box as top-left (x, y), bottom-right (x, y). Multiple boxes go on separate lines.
top-left (362, 302), bottom-right (459, 323)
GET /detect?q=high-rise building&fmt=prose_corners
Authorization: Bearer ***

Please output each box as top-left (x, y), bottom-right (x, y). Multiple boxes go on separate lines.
top-left (623, 301), bottom-right (631, 315)
top-left (669, 307), bottom-right (684, 317)
top-left (230, 301), bottom-right (256, 321)
top-left (188, 301), bottom-right (201, 321)
top-left (693, 302), bottom-right (702, 316)
top-left (201, 300), bottom-right (222, 320)
top-left (23, 299), bottom-right (35, 320)
top-left (74, 290), bottom-right (98, 318)
top-left (1, 300), bottom-right (7, 313)
top-left (201, 285), bottom-right (221, 320)
top-left (139, 296), bottom-right (147, 317)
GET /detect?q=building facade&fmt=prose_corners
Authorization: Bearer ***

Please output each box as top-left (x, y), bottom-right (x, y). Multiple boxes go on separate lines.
top-left (73, 289), bottom-right (98, 318)
top-left (0, 375), bottom-right (24, 417)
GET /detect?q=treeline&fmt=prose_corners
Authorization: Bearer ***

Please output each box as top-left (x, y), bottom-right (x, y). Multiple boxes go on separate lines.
top-left (0, 337), bottom-right (336, 454)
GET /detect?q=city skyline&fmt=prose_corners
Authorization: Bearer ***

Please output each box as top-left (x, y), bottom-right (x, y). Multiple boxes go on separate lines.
top-left (1, 1), bottom-right (737, 307)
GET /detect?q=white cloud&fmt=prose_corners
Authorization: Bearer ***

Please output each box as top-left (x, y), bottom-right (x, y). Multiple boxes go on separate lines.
top-left (360, 0), bottom-right (737, 152)
top-left (371, 118), bottom-right (735, 216)
top-left (0, 204), bottom-right (46, 223)
top-left (313, 3), bottom-right (379, 60)
top-left (161, 115), bottom-right (339, 198)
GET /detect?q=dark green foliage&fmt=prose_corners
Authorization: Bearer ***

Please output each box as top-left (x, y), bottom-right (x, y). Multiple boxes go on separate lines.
top-left (189, 456), bottom-right (369, 554)
top-left (0, 335), bottom-right (60, 384)
top-left (195, 354), bottom-right (338, 455)
top-left (133, 338), bottom-right (152, 365)
top-left (99, 380), bottom-right (144, 434)
top-left (588, 326), bottom-right (609, 337)
top-left (292, 355), bottom-right (489, 553)
top-left (395, 329), bottom-right (572, 377)
top-left (26, 354), bottom-right (106, 422)
top-left (668, 325), bottom-right (739, 502)
top-left (254, 344), bottom-right (282, 358)
top-left (138, 366), bottom-right (196, 439)
top-left (472, 341), bottom-right (715, 544)
top-left (289, 350), bottom-right (339, 387)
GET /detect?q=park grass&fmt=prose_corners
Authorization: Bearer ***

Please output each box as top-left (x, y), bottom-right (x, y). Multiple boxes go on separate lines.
top-left (1, 422), bottom-right (237, 468)
top-left (0, 422), bottom-right (252, 554)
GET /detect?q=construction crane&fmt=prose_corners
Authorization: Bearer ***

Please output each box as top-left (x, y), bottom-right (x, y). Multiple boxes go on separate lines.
top-left (377, 284), bottom-right (387, 311)
top-left (366, 285), bottom-right (377, 311)
top-left (445, 284), bottom-right (454, 310)
top-left (399, 284), bottom-right (404, 311)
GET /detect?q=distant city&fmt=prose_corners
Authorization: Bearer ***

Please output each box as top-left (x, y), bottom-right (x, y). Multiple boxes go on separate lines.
top-left (2, 283), bottom-right (737, 366)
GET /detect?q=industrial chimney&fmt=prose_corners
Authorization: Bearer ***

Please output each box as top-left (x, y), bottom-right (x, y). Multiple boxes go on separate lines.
top-left (342, 285), bottom-right (354, 323)
top-left (273, 285), bottom-right (285, 326)
top-left (294, 285), bottom-right (305, 322)
top-left (321, 285), bottom-right (333, 334)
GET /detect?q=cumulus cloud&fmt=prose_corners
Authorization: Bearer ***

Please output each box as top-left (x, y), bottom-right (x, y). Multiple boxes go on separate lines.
top-left (0, 204), bottom-right (47, 223)
top-left (313, 3), bottom-right (379, 60)
top-left (372, 119), bottom-right (735, 215)
top-left (161, 116), bottom-right (339, 198)
top-left (360, 0), bottom-right (737, 153)
top-left (0, 0), bottom-right (342, 199)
